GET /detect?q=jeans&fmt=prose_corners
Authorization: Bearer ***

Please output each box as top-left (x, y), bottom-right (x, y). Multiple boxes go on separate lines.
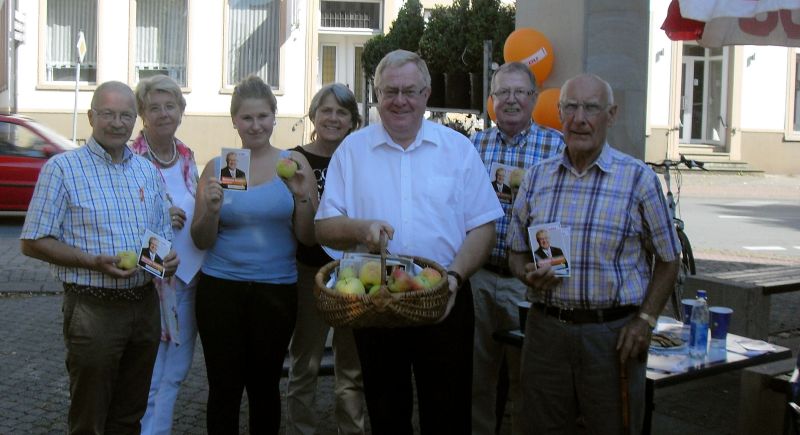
top-left (196, 273), bottom-right (297, 435)
top-left (62, 286), bottom-right (160, 435)
top-left (140, 276), bottom-right (198, 435)
top-left (286, 262), bottom-right (365, 435)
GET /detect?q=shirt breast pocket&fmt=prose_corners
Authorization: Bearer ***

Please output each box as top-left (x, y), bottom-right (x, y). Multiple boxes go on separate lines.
top-left (592, 204), bottom-right (638, 261)
top-left (424, 176), bottom-right (458, 206)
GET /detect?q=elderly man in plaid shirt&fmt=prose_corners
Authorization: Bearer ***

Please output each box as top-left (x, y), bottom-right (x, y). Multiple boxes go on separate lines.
top-left (507, 74), bottom-right (680, 434)
top-left (470, 61), bottom-right (564, 435)
top-left (21, 81), bottom-right (177, 434)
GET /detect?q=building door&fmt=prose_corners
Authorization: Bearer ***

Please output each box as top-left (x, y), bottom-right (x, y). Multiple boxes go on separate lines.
top-left (319, 36), bottom-right (370, 110)
top-left (679, 43), bottom-right (728, 148)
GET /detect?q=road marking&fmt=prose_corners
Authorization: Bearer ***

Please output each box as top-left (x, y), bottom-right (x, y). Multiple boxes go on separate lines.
top-left (743, 246), bottom-right (787, 251)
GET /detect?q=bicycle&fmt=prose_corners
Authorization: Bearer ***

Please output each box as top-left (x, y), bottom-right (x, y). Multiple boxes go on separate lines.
top-left (646, 154), bottom-right (706, 322)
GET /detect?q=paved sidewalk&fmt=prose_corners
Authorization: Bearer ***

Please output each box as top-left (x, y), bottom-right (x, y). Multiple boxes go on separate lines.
top-left (2, 172), bottom-right (799, 434)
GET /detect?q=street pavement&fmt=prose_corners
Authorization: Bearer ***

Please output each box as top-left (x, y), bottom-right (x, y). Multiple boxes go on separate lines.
top-left (1, 172), bottom-right (799, 434)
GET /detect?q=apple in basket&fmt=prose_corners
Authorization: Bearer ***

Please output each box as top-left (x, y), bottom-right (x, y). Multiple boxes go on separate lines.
top-left (419, 267), bottom-right (442, 286)
top-left (388, 268), bottom-right (414, 293)
top-left (368, 284), bottom-right (381, 296)
top-left (359, 261), bottom-right (382, 287)
top-left (338, 266), bottom-right (357, 280)
top-left (412, 275), bottom-right (431, 291)
top-left (335, 277), bottom-right (365, 295)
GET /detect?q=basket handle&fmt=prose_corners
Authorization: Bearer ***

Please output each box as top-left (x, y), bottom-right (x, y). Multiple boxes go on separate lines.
top-left (379, 230), bottom-right (388, 286)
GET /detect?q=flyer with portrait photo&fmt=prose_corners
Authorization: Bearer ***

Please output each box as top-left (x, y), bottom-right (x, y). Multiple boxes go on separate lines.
top-left (219, 148), bottom-right (250, 190)
top-left (489, 162), bottom-right (526, 204)
top-left (137, 230), bottom-right (170, 278)
top-left (528, 222), bottom-right (571, 277)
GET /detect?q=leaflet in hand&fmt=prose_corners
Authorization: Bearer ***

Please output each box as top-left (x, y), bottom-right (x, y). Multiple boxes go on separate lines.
top-left (138, 230), bottom-right (170, 278)
top-left (219, 148), bottom-right (250, 191)
top-left (527, 222), bottom-right (571, 277)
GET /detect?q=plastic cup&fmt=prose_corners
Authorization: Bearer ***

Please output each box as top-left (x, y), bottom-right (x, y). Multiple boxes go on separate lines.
top-left (681, 298), bottom-right (700, 324)
top-left (518, 301), bottom-right (531, 332)
top-left (710, 306), bottom-right (733, 341)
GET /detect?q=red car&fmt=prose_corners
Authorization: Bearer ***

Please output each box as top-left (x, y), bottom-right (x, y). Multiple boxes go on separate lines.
top-left (0, 115), bottom-right (77, 213)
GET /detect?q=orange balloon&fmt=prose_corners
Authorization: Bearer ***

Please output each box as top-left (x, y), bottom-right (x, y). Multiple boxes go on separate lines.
top-left (487, 95), bottom-right (496, 121)
top-left (533, 88), bottom-right (562, 131)
top-left (503, 28), bottom-right (554, 86)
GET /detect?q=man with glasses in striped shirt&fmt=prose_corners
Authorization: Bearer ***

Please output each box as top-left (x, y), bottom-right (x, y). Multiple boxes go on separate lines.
top-left (470, 61), bottom-right (564, 435)
top-left (20, 81), bottom-right (178, 434)
top-left (508, 73), bottom-right (680, 434)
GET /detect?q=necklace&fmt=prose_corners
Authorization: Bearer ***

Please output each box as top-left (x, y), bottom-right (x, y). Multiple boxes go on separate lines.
top-left (144, 132), bottom-right (178, 166)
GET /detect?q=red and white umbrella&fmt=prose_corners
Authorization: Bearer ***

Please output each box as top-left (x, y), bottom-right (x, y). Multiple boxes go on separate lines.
top-left (661, 0), bottom-right (800, 47)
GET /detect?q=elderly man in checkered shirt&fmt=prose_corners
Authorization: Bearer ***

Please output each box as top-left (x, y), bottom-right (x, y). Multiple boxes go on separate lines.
top-left (508, 74), bottom-right (680, 434)
top-left (21, 81), bottom-right (177, 434)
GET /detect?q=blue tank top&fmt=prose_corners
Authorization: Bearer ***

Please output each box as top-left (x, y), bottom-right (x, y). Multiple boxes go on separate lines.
top-left (202, 158), bottom-right (297, 283)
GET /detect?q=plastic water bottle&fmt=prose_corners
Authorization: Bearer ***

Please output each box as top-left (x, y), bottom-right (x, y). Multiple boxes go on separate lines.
top-left (689, 290), bottom-right (709, 359)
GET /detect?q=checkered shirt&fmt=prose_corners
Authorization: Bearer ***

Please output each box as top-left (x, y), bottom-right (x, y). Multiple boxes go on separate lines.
top-left (507, 144), bottom-right (681, 308)
top-left (471, 123), bottom-right (564, 269)
top-left (20, 137), bottom-right (171, 289)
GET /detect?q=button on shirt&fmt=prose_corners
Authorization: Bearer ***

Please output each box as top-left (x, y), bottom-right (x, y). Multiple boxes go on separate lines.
top-left (472, 123), bottom-right (564, 269)
top-left (507, 144), bottom-right (680, 308)
top-left (317, 120), bottom-right (504, 268)
top-left (21, 137), bottom-right (171, 289)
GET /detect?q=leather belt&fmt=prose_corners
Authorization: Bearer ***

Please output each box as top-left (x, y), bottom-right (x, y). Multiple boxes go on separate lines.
top-left (532, 303), bottom-right (638, 324)
top-left (483, 263), bottom-right (513, 277)
top-left (63, 282), bottom-right (154, 302)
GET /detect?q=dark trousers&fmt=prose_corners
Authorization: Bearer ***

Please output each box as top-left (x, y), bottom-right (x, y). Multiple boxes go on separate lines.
top-left (196, 274), bottom-right (297, 435)
top-left (353, 282), bottom-right (474, 435)
top-left (62, 287), bottom-right (160, 435)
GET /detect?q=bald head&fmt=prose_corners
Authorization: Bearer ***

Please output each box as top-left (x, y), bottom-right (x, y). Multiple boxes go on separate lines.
top-left (560, 74), bottom-right (614, 106)
top-left (91, 81), bottom-right (136, 112)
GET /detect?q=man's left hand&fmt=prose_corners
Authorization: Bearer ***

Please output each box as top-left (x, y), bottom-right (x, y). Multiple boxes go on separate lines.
top-left (436, 274), bottom-right (459, 323)
top-left (162, 249), bottom-right (180, 278)
top-left (616, 316), bottom-right (652, 363)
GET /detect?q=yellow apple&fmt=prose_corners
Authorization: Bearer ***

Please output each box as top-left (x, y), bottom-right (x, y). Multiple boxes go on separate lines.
top-left (117, 250), bottom-right (138, 270)
top-left (335, 277), bottom-right (365, 295)
top-left (359, 261), bottom-right (382, 287)
top-left (509, 168), bottom-right (526, 189)
top-left (276, 158), bottom-right (298, 179)
top-left (338, 266), bottom-right (356, 280)
top-left (411, 275), bottom-right (431, 291)
top-left (419, 267), bottom-right (442, 286)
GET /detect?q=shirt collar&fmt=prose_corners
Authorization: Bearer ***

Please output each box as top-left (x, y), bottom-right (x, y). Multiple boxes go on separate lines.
top-left (496, 122), bottom-right (533, 146)
top-left (370, 120), bottom-right (437, 151)
top-left (86, 136), bottom-right (133, 164)
top-left (557, 142), bottom-right (614, 176)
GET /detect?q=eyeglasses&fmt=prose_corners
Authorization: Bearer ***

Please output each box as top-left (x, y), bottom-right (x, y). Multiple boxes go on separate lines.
top-left (379, 87), bottom-right (426, 100)
top-left (559, 101), bottom-right (610, 116)
top-left (145, 103), bottom-right (180, 115)
top-left (491, 88), bottom-right (536, 100)
top-left (92, 109), bottom-right (137, 125)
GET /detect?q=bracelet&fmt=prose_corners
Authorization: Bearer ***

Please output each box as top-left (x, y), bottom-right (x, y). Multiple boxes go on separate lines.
top-left (294, 193), bottom-right (311, 204)
top-left (637, 311), bottom-right (657, 329)
top-left (446, 270), bottom-right (463, 288)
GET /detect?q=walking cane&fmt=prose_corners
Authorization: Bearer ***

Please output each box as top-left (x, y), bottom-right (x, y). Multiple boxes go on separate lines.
top-left (620, 359), bottom-right (630, 435)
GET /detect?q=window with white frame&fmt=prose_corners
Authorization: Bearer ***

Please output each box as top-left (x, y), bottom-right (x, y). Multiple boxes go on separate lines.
top-left (135, 0), bottom-right (188, 86)
top-left (45, 0), bottom-right (97, 83)
top-left (227, 0), bottom-right (282, 88)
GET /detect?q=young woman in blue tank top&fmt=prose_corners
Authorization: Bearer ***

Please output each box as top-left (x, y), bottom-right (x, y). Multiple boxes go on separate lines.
top-left (191, 75), bottom-right (318, 434)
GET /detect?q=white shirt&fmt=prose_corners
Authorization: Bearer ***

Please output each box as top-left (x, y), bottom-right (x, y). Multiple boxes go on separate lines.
top-left (317, 120), bottom-right (503, 268)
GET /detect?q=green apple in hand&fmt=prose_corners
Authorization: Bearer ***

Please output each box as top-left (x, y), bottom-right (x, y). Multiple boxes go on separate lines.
top-left (276, 158), bottom-right (298, 179)
top-left (117, 251), bottom-right (138, 270)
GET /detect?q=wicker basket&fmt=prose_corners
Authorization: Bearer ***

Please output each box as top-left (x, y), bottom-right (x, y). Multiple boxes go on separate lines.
top-left (313, 236), bottom-right (450, 328)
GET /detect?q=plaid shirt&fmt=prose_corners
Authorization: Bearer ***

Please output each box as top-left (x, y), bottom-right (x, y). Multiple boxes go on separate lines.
top-left (21, 137), bottom-right (171, 289)
top-left (507, 144), bottom-right (680, 308)
top-left (471, 122), bottom-right (564, 269)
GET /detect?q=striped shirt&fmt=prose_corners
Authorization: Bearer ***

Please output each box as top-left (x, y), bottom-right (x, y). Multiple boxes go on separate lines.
top-left (471, 122), bottom-right (564, 269)
top-left (20, 137), bottom-right (171, 289)
top-left (507, 144), bottom-right (680, 308)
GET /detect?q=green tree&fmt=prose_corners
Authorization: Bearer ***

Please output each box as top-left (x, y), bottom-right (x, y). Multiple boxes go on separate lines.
top-left (388, 0), bottom-right (424, 53)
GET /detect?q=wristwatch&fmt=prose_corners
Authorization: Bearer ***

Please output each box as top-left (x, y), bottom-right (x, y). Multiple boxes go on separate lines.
top-left (446, 270), bottom-right (463, 288)
top-left (638, 312), bottom-right (657, 329)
